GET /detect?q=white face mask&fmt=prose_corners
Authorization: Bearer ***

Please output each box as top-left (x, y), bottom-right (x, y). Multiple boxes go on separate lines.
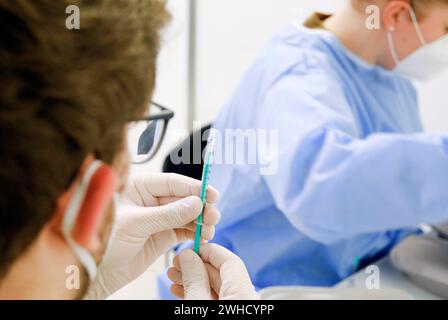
top-left (387, 7), bottom-right (448, 81)
top-left (61, 161), bottom-right (118, 282)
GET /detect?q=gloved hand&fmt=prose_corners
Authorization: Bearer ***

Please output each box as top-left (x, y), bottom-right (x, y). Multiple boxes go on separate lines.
top-left (167, 243), bottom-right (259, 300)
top-left (86, 173), bottom-right (220, 299)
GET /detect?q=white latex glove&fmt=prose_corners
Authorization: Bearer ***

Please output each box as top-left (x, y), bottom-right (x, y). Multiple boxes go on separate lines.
top-left (167, 243), bottom-right (259, 300)
top-left (86, 173), bottom-right (220, 299)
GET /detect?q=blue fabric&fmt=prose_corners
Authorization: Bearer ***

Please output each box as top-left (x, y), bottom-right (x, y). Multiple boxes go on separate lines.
top-left (210, 23), bottom-right (448, 288)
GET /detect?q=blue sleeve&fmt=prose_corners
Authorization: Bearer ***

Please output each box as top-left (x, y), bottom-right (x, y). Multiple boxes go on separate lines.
top-left (260, 69), bottom-right (448, 244)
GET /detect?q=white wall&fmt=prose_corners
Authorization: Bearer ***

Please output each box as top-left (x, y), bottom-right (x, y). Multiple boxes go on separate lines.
top-left (194, 0), bottom-right (448, 131)
top-left (417, 75), bottom-right (448, 133)
top-left (195, 0), bottom-right (346, 125)
top-left (130, 0), bottom-right (191, 177)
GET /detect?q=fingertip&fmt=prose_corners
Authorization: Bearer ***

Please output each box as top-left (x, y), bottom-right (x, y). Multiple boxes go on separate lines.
top-left (170, 284), bottom-right (185, 299)
top-left (167, 267), bottom-right (178, 280)
top-left (198, 242), bottom-right (215, 256)
top-left (200, 225), bottom-right (215, 241)
top-left (178, 248), bottom-right (206, 275)
top-left (178, 249), bottom-right (200, 269)
top-left (179, 196), bottom-right (203, 221)
top-left (203, 206), bottom-right (221, 225)
top-left (173, 255), bottom-right (180, 270)
top-left (198, 242), bottom-right (235, 266)
top-left (179, 248), bottom-right (199, 261)
top-left (206, 185), bottom-right (220, 204)
top-left (167, 266), bottom-right (177, 274)
top-left (184, 195), bottom-right (203, 210)
top-left (167, 267), bottom-right (182, 284)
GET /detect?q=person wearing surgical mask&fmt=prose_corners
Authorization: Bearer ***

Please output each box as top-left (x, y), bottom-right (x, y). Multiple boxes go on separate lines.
top-left (0, 0), bottom-right (258, 300)
top-left (172, 0), bottom-right (448, 293)
top-left (386, 1), bottom-right (448, 79)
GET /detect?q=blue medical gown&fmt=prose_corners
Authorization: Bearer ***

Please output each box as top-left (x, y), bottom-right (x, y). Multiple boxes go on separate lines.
top-left (210, 24), bottom-right (448, 288)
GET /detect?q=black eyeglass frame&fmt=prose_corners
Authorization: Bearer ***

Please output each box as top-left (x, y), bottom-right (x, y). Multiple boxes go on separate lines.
top-left (129, 102), bottom-right (175, 164)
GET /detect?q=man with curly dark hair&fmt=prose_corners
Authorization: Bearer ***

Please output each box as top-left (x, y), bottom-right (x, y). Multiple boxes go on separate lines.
top-left (0, 0), bottom-right (227, 300)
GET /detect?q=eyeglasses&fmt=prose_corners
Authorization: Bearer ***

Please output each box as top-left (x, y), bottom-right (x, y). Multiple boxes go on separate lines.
top-left (127, 102), bottom-right (174, 164)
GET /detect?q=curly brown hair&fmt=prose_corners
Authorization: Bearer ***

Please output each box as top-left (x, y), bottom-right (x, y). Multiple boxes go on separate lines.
top-left (0, 0), bottom-right (169, 278)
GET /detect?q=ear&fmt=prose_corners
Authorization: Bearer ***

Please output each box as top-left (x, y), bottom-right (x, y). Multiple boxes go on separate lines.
top-left (52, 158), bottom-right (117, 252)
top-left (71, 164), bottom-right (117, 250)
top-left (383, 0), bottom-right (412, 31)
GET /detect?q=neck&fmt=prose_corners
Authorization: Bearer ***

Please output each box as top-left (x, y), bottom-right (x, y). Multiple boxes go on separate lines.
top-left (323, 5), bottom-right (386, 66)
top-left (0, 228), bottom-right (82, 299)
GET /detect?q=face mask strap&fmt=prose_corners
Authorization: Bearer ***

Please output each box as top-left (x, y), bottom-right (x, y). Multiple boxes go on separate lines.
top-left (64, 236), bottom-right (98, 281)
top-left (387, 30), bottom-right (401, 66)
top-left (61, 160), bottom-right (104, 281)
top-left (387, 5), bottom-right (427, 67)
top-left (408, 7), bottom-right (427, 46)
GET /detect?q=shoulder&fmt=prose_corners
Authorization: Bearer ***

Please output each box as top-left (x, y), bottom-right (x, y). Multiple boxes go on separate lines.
top-left (248, 23), bottom-right (344, 94)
